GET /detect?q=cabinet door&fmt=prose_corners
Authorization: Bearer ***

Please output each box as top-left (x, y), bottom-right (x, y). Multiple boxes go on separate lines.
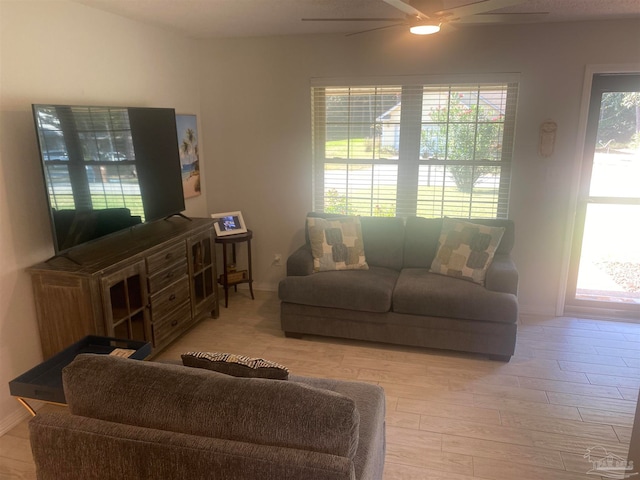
top-left (101, 261), bottom-right (151, 342)
top-left (187, 229), bottom-right (218, 319)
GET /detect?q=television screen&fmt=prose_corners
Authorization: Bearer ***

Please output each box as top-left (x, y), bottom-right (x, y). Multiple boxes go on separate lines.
top-left (32, 104), bottom-right (186, 253)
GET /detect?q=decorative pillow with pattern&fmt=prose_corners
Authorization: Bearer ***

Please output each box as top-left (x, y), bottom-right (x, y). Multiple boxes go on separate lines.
top-left (430, 218), bottom-right (505, 285)
top-left (181, 352), bottom-right (289, 380)
top-left (307, 216), bottom-right (368, 272)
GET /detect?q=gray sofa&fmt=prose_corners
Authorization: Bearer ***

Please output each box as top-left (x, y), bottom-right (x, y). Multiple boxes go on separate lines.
top-left (279, 215), bottom-right (518, 361)
top-left (29, 354), bottom-right (386, 480)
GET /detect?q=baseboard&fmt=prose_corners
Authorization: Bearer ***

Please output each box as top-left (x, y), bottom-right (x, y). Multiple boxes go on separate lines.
top-left (0, 404), bottom-right (32, 437)
top-left (518, 304), bottom-right (557, 317)
top-left (252, 282), bottom-right (277, 292)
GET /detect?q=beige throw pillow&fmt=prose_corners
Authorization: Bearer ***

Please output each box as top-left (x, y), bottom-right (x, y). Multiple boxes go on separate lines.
top-left (430, 218), bottom-right (505, 285)
top-left (307, 216), bottom-right (368, 272)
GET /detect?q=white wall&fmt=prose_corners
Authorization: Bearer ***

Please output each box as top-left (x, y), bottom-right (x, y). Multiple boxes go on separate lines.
top-left (199, 20), bottom-right (640, 312)
top-left (0, 0), bottom-right (205, 432)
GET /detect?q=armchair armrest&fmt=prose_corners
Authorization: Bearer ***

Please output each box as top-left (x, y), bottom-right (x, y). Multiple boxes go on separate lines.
top-left (286, 245), bottom-right (314, 276)
top-left (485, 254), bottom-right (519, 295)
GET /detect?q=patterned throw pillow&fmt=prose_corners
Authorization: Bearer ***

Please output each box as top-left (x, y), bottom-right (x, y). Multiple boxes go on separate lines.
top-left (181, 352), bottom-right (289, 380)
top-left (307, 216), bottom-right (368, 272)
top-left (430, 218), bottom-right (505, 285)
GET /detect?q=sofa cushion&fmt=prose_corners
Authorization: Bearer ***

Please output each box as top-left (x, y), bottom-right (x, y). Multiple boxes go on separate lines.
top-left (403, 217), bottom-right (515, 269)
top-left (181, 352), bottom-right (289, 380)
top-left (393, 268), bottom-right (518, 324)
top-left (430, 218), bottom-right (505, 285)
top-left (307, 213), bottom-right (405, 270)
top-left (359, 216), bottom-right (406, 270)
top-left (278, 266), bottom-right (399, 313)
top-left (291, 376), bottom-right (386, 480)
top-left (307, 216), bottom-right (368, 272)
top-left (63, 354), bottom-right (360, 459)
top-left (30, 412), bottom-right (356, 480)
top-left (403, 217), bottom-right (443, 268)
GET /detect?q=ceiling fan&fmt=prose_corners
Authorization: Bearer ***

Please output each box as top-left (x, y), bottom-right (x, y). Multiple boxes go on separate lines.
top-left (302, 0), bottom-right (549, 36)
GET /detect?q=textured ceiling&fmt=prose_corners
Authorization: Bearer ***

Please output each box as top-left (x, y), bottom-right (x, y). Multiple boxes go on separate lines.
top-left (73, 0), bottom-right (640, 38)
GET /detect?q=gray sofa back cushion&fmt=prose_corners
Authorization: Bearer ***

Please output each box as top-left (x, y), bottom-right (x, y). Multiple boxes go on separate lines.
top-left (63, 355), bottom-right (360, 459)
top-left (30, 412), bottom-right (355, 480)
top-left (403, 217), bottom-right (515, 268)
top-left (360, 217), bottom-right (406, 270)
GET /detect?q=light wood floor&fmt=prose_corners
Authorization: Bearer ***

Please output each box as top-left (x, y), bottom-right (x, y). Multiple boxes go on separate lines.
top-left (2, 290), bottom-right (639, 479)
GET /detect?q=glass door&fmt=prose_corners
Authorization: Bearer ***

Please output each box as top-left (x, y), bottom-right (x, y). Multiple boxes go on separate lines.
top-left (565, 74), bottom-right (640, 315)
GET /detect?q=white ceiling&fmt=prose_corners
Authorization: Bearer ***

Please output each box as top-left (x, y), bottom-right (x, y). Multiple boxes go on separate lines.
top-left (72, 0), bottom-right (640, 39)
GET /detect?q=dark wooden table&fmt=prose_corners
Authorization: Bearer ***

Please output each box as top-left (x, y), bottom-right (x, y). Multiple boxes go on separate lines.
top-left (9, 336), bottom-right (151, 415)
top-left (215, 230), bottom-right (255, 307)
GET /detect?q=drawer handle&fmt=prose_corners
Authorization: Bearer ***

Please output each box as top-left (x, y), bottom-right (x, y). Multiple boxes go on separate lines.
top-left (165, 253), bottom-right (173, 260)
top-left (169, 294), bottom-right (176, 301)
top-left (165, 272), bottom-right (174, 280)
top-left (171, 320), bottom-right (178, 327)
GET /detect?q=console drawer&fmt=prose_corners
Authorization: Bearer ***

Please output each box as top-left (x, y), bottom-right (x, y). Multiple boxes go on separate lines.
top-left (148, 260), bottom-right (188, 294)
top-left (146, 242), bottom-right (186, 275)
top-left (152, 301), bottom-right (192, 348)
top-left (149, 276), bottom-right (190, 321)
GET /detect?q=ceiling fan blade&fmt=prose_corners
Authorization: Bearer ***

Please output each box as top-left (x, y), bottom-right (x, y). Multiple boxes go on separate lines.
top-left (383, 0), bottom-right (431, 19)
top-left (346, 23), bottom-right (406, 37)
top-left (436, 0), bottom-right (522, 19)
top-left (302, 17), bottom-right (405, 22)
top-left (454, 12), bottom-right (549, 23)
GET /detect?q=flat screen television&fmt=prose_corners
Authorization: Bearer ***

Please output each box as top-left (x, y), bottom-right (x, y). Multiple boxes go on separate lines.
top-left (32, 104), bottom-right (186, 254)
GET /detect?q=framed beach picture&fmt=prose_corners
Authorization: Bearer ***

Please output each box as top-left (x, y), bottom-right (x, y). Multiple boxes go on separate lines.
top-left (176, 114), bottom-right (201, 199)
top-left (211, 211), bottom-right (248, 237)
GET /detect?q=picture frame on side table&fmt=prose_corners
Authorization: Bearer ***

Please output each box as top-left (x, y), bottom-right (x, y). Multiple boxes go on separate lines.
top-left (211, 211), bottom-right (247, 237)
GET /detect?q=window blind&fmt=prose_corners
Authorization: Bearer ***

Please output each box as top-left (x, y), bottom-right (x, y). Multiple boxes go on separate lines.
top-left (311, 77), bottom-right (518, 219)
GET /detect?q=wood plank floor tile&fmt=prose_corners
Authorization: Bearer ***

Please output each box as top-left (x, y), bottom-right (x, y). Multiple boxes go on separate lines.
top-left (517, 376), bottom-right (623, 399)
top-left (386, 426), bottom-right (442, 450)
top-left (473, 456), bottom-right (592, 480)
top-left (442, 434), bottom-right (565, 469)
top-left (559, 360), bottom-right (640, 378)
top-left (448, 380), bottom-right (550, 403)
top-left (0, 458), bottom-right (36, 480)
top-left (385, 443), bottom-right (473, 476)
top-left (473, 394), bottom-right (584, 420)
top-left (529, 429), bottom-right (629, 457)
top-left (530, 349), bottom-right (628, 366)
top-left (397, 398), bottom-right (502, 425)
top-left (383, 462), bottom-right (476, 480)
top-left (578, 407), bottom-right (636, 427)
top-left (385, 410), bottom-right (422, 430)
top-left (619, 387), bottom-right (640, 401)
top-left (499, 410), bottom-right (619, 440)
top-left (376, 381), bottom-right (475, 406)
top-left (547, 391), bottom-right (637, 415)
top-left (418, 415), bottom-right (535, 447)
top-left (517, 338), bottom-right (599, 354)
top-left (614, 425), bottom-right (633, 444)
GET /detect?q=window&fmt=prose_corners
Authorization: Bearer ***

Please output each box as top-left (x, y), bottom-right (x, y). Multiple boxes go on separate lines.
top-left (312, 76), bottom-right (518, 218)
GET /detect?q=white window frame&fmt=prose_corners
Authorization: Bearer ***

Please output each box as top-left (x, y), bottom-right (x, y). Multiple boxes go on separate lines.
top-left (311, 74), bottom-right (520, 219)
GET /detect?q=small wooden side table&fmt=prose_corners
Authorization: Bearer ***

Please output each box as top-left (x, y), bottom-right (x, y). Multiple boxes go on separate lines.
top-left (215, 230), bottom-right (254, 307)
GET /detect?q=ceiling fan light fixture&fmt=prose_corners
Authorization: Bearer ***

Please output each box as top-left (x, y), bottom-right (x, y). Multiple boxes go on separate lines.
top-left (409, 22), bottom-right (441, 35)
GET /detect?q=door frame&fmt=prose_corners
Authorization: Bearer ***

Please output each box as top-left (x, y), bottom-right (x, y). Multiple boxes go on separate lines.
top-left (557, 63), bottom-right (640, 317)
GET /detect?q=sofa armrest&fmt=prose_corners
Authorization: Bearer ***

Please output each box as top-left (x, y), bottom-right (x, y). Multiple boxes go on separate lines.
top-left (286, 245), bottom-right (314, 276)
top-left (485, 254), bottom-right (519, 295)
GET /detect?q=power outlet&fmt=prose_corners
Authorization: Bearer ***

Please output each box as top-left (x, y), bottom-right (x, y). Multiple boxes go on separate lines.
top-left (273, 253), bottom-right (283, 266)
